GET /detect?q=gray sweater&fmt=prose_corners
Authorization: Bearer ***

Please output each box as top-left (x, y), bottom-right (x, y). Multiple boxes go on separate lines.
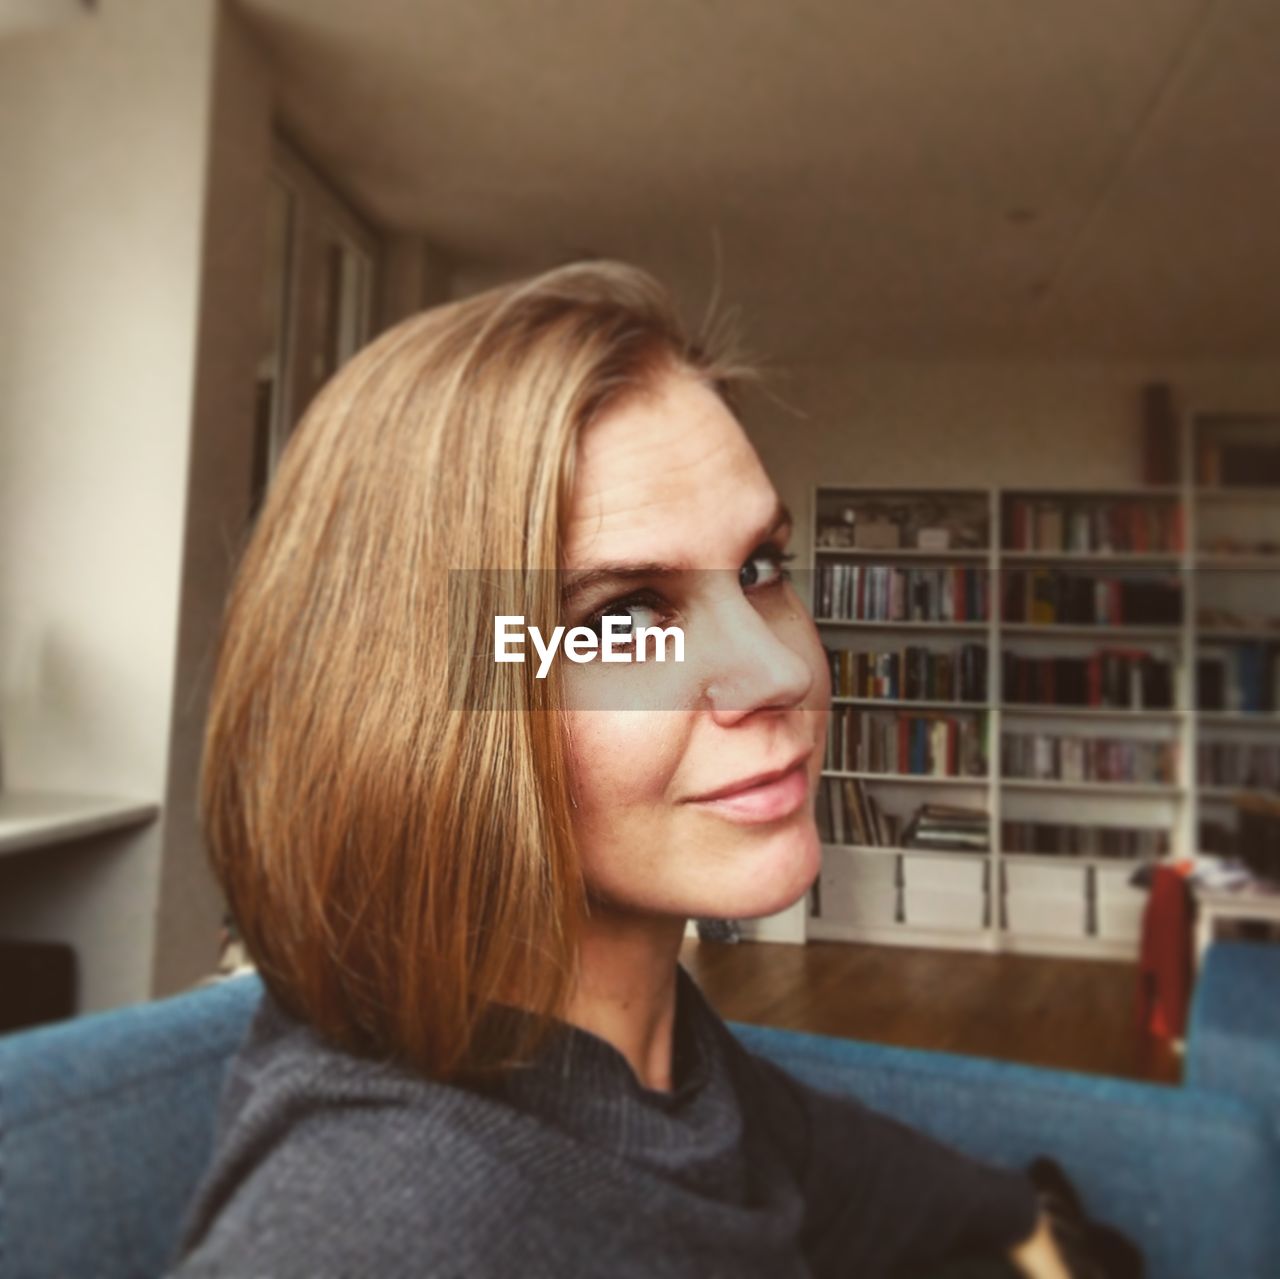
top-left (167, 963), bottom-right (1038, 1278)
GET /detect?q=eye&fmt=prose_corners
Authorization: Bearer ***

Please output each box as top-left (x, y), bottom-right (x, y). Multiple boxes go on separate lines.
top-left (740, 541), bottom-right (795, 590)
top-left (581, 590), bottom-right (667, 637)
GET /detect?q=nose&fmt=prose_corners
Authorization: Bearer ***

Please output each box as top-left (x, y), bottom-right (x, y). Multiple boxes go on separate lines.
top-left (699, 574), bottom-right (815, 726)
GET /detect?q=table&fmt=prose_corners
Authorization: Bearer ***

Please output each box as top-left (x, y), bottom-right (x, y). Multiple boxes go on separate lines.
top-left (1193, 881), bottom-right (1280, 965)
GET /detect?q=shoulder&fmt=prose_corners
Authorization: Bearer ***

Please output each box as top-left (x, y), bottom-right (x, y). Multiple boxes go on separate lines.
top-left (169, 994), bottom-right (569, 1278)
top-left (168, 1150), bottom-right (519, 1279)
top-left (168, 1099), bottom-right (562, 1279)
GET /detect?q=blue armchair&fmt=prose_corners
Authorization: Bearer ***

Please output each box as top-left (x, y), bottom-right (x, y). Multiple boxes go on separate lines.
top-left (2, 942), bottom-right (1278, 1279)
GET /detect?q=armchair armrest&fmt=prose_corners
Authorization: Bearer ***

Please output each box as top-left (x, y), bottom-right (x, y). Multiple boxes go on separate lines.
top-left (1186, 939), bottom-right (1280, 1135)
top-left (0, 973), bottom-right (263, 1279)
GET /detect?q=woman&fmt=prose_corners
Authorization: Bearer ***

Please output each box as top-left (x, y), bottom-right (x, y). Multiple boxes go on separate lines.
top-left (167, 261), bottom-right (1074, 1278)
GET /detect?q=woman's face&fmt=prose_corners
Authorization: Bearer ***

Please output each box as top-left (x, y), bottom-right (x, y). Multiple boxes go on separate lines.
top-left (560, 363), bottom-right (830, 925)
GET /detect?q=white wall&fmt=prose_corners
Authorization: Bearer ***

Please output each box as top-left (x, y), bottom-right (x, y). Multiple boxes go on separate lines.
top-left (151, 3), bottom-right (273, 999)
top-left (0, 0), bottom-right (269, 1009)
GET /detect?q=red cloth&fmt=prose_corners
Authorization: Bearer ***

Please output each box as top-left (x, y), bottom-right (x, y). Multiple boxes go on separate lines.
top-left (1136, 864), bottom-right (1194, 1040)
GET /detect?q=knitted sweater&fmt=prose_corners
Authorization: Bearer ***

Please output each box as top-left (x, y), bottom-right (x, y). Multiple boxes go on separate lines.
top-left (166, 963), bottom-right (1039, 1278)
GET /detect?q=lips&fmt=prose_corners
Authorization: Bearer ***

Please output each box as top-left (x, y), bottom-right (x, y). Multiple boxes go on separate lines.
top-left (682, 749), bottom-right (814, 825)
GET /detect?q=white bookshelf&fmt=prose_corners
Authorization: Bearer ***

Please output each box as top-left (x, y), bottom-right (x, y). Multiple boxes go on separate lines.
top-left (807, 429), bottom-right (1280, 960)
top-left (1189, 411), bottom-right (1280, 874)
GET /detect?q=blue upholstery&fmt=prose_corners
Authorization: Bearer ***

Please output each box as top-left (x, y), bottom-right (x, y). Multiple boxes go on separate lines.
top-left (729, 1021), bottom-right (1280, 1279)
top-left (1186, 938), bottom-right (1280, 1140)
top-left (0, 943), bottom-right (1277, 1279)
top-left (0, 975), bottom-right (263, 1279)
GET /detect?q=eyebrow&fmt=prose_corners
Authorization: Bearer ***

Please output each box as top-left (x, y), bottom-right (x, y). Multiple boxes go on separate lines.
top-left (560, 499), bottom-right (793, 606)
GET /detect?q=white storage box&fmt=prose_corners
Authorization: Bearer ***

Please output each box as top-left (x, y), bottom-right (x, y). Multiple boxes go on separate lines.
top-left (821, 846), bottom-right (898, 890)
top-left (1094, 864), bottom-right (1147, 900)
top-left (903, 854), bottom-right (986, 894)
top-left (1096, 898), bottom-right (1146, 941)
top-left (819, 848), bottom-right (899, 925)
top-left (1004, 891), bottom-right (1087, 938)
top-left (839, 886), bottom-right (900, 928)
top-left (1004, 861), bottom-right (1087, 896)
top-left (1092, 864), bottom-right (1149, 940)
top-left (904, 887), bottom-right (985, 931)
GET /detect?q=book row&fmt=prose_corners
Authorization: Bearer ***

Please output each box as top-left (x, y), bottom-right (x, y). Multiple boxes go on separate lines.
top-left (1196, 742), bottom-right (1280, 791)
top-left (816, 781), bottom-right (989, 852)
top-left (827, 719), bottom-right (1280, 788)
top-left (825, 707), bottom-right (989, 778)
top-left (1002, 649), bottom-right (1174, 709)
top-left (817, 783), bottom-right (1167, 859)
top-left (822, 642), bottom-right (1280, 715)
top-left (1001, 822), bottom-right (1170, 858)
top-left (903, 803), bottom-right (990, 851)
top-left (1001, 732), bottom-right (1178, 784)
top-left (817, 566), bottom-right (988, 623)
top-left (1003, 498), bottom-right (1183, 555)
top-left (825, 644), bottom-right (989, 703)
top-left (1197, 646), bottom-right (1280, 714)
top-left (816, 776), bottom-right (903, 847)
top-left (816, 569), bottom-right (1280, 641)
top-left (1199, 817), bottom-right (1271, 858)
top-left (1198, 440), bottom-right (1280, 487)
top-left (1003, 570), bottom-right (1182, 626)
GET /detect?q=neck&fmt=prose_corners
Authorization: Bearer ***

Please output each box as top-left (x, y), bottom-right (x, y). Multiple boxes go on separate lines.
top-left (562, 905), bottom-right (689, 1094)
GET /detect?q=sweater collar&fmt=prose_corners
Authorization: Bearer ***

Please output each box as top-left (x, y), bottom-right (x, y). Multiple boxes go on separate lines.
top-left (483, 962), bottom-right (748, 1197)
top-left (492, 961), bottom-right (713, 1109)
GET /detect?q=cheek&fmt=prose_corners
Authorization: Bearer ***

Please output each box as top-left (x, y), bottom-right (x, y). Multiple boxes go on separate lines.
top-left (565, 709), bottom-right (684, 818)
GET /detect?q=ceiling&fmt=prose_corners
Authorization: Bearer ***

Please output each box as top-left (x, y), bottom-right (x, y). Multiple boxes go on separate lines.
top-left (239, 0), bottom-right (1280, 362)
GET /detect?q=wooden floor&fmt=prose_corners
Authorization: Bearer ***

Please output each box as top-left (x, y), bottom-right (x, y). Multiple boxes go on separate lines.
top-left (679, 937), bottom-right (1181, 1084)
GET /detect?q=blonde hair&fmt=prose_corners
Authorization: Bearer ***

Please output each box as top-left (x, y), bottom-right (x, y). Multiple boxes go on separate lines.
top-left (199, 260), bottom-right (755, 1084)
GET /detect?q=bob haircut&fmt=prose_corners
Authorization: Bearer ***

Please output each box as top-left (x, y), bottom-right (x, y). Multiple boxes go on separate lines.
top-left (200, 260), bottom-right (757, 1086)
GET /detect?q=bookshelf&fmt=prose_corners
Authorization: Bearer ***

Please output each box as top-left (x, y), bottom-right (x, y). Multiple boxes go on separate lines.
top-left (808, 423), bottom-right (1280, 960)
top-left (1191, 413), bottom-right (1280, 865)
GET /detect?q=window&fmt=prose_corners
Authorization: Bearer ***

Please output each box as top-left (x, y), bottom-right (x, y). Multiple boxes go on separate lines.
top-left (250, 136), bottom-right (379, 518)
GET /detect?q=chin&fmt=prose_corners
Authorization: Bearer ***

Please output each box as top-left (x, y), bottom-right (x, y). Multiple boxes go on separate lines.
top-left (720, 819), bottom-right (822, 920)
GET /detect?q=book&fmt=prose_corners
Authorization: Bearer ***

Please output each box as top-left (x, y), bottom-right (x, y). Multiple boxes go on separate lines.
top-left (817, 565), bottom-right (989, 623)
top-left (825, 707), bottom-right (988, 777)
top-left (1003, 494), bottom-right (1181, 553)
top-left (1001, 649), bottom-right (1173, 709)
top-left (1002, 820), bottom-right (1169, 857)
top-left (1003, 569), bottom-right (1181, 626)
top-left (903, 803), bottom-right (991, 852)
top-left (1002, 732), bottom-right (1177, 784)
top-left (819, 776), bottom-right (902, 847)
